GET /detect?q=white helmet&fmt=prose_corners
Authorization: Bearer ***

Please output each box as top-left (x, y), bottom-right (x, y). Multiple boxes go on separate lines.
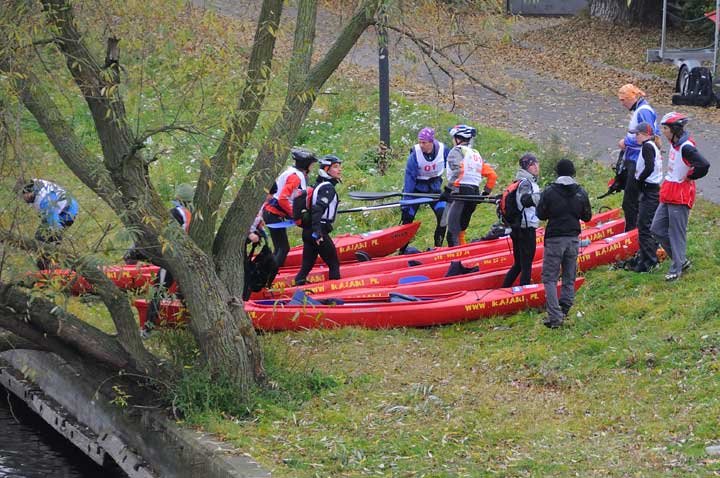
top-left (448, 124), bottom-right (477, 140)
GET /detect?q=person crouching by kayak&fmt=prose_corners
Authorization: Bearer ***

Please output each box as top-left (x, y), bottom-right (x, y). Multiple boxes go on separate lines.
top-left (294, 155), bottom-right (342, 286)
top-left (262, 148), bottom-right (318, 267)
top-left (625, 121), bottom-right (663, 273)
top-left (400, 127), bottom-right (449, 251)
top-left (442, 124), bottom-right (497, 247)
top-left (651, 112), bottom-right (709, 282)
top-left (20, 178), bottom-right (79, 270)
top-left (536, 159), bottom-right (592, 329)
top-left (502, 153), bottom-right (541, 287)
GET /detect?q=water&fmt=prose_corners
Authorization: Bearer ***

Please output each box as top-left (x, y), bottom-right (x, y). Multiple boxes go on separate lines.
top-left (0, 391), bottom-right (127, 478)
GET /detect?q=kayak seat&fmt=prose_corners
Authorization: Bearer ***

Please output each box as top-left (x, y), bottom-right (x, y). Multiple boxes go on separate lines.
top-left (407, 259), bottom-right (423, 267)
top-left (398, 275), bottom-right (429, 285)
top-left (319, 297), bottom-right (345, 305)
top-left (389, 292), bottom-right (422, 302)
top-left (288, 289), bottom-right (323, 306)
top-left (400, 246), bottom-right (421, 255)
top-left (445, 261), bottom-right (479, 277)
top-left (355, 251), bottom-right (372, 262)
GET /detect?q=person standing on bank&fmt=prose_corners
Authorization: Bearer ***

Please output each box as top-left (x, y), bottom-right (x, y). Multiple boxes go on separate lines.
top-left (20, 178), bottom-right (79, 270)
top-left (442, 124), bottom-right (497, 247)
top-left (502, 153), bottom-right (541, 287)
top-left (617, 83), bottom-right (658, 232)
top-left (627, 121), bottom-right (663, 273)
top-left (400, 127), bottom-right (450, 251)
top-left (294, 155), bottom-right (343, 286)
top-left (262, 148), bottom-right (318, 267)
top-left (651, 112), bottom-right (709, 281)
top-left (536, 159), bottom-right (592, 329)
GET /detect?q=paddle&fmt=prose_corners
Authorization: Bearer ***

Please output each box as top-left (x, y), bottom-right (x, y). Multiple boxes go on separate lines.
top-left (349, 190), bottom-right (500, 203)
top-left (265, 198), bottom-right (435, 228)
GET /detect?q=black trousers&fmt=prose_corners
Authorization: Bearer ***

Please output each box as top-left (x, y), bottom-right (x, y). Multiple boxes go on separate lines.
top-left (502, 227), bottom-right (537, 287)
top-left (262, 209), bottom-right (291, 267)
top-left (294, 228), bottom-right (341, 285)
top-left (636, 184), bottom-right (660, 269)
top-left (401, 200), bottom-right (446, 249)
top-left (622, 160), bottom-right (639, 232)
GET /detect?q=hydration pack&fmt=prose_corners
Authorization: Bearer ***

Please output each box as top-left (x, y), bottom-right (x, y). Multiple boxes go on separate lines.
top-left (497, 180), bottom-right (524, 227)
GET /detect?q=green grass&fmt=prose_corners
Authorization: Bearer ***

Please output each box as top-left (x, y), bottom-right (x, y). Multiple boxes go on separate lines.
top-left (3, 4), bottom-right (720, 476)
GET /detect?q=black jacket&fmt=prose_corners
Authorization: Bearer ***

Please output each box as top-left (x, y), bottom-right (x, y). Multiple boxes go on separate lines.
top-left (536, 177), bottom-right (592, 238)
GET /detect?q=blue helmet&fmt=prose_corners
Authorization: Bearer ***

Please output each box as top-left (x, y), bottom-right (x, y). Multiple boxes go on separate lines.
top-left (448, 124), bottom-right (477, 140)
top-left (319, 154), bottom-right (342, 169)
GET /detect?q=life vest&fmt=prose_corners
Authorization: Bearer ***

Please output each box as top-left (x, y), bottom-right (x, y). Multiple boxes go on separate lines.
top-left (635, 140), bottom-right (663, 185)
top-left (311, 181), bottom-right (338, 224)
top-left (452, 145), bottom-right (484, 187)
top-left (626, 101), bottom-right (656, 161)
top-left (413, 143), bottom-right (445, 180)
top-left (172, 204), bottom-right (192, 232)
top-left (660, 138), bottom-right (696, 208)
top-left (265, 167), bottom-right (307, 217)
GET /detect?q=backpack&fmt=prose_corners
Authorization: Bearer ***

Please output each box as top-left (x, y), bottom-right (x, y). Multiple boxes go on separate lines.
top-left (672, 66), bottom-right (716, 107)
top-left (242, 236), bottom-right (278, 301)
top-left (497, 180), bottom-right (524, 227)
top-left (291, 186), bottom-right (313, 225)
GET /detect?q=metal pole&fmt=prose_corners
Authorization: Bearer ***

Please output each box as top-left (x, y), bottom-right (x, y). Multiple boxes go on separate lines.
top-left (714, 0), bottom-right (719, 78)
top-left (660, 0), bottom-right (668, 58)
top-left (378, 10), bottom-right (390, 148)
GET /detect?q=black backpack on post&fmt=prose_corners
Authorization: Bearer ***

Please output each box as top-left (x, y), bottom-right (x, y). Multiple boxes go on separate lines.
top-left (672, 66), bottom-right (717, 107)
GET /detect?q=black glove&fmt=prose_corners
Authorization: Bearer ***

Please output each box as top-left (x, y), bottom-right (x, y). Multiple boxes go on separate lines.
top-left (438, 187), bottom-right (451, 202)
top-left (481, 186), bottom-right (492, 197)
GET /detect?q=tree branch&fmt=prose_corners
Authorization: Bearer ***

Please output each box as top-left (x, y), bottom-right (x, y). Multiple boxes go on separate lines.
top-left (192, 0), bottom-right (283, 252)
top-left (384, 24), bottom-right (507, 99)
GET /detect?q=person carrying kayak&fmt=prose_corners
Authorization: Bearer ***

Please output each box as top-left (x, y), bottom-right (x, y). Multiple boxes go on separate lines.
top-left (625, 121), bottom-right (663, 273)
top-left (442, 124), bottom-right (497, 247)
top-left (262, 148), bottom-right (318, 267)
top-left (536, 159), bottom-right (592, 329)
top-left (501, 153), bottom-right (541, 287)
top-left (294, 155), bottom-right (343, 286)
top-left (400, 127), bottom-right (450, 251)
top-left (20, 178), bottom-right (79, 270)
top-left (617, 83), bottom-right (658, 232)
top-left (650, 112), bottom-right (709, 281)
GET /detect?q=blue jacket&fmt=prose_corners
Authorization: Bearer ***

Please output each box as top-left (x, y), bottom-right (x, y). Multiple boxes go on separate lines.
top-left (403, 141), bottom-right (449, 195)
top-left (623, 98), bottom-right (658, 162)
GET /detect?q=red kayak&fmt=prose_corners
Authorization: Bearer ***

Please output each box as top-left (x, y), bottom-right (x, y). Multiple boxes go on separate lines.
top-left (245, 278), bottom-right (585, 330)
top-left (33, 264), bottom-right (159, 295)
top-left (136, 278), bottom-right (584, 331)
top-left (262, 218), bottom-right (625, 294)
top-left (281, 222), bottom-right (421, 268)
top-left (304, 230), bottom-right (638, 301)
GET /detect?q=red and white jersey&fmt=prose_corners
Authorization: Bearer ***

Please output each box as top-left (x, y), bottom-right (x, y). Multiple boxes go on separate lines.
top-left (413, 143), bottom-right (445, 180)
top-left (272, 167), bottom-right (307, 201)
top-left (660, 139), bottom-right (696, 208)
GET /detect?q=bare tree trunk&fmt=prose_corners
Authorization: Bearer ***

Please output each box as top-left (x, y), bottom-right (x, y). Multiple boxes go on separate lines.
top-left (590, 0), bottom-right (662, 25)
top-left (589, 0), bottom-right (633, 23)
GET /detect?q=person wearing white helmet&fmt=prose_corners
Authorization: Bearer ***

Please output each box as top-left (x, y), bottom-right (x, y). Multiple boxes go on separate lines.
top-left (294, 154), bottom-right (343, 286)
top-left (442, 124), bottom-right (497, 247)
top-left (262, 148), bottom-right (318, 267)
top-left (650, 112), bottom-right (709, 281)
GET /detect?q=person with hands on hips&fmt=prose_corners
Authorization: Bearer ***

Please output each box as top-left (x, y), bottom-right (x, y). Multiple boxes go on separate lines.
top-left (294, 155), bottom-right (343, 286)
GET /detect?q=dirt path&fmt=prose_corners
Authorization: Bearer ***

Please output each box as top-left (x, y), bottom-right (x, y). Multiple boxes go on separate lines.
top-left (202, 1), bottom-right (720, 204)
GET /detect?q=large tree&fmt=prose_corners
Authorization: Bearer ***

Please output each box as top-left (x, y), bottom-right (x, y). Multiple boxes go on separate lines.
top-left (589, 0), bottom-right (663, 24)
top-left (0, 0), bottom-right (382, 394)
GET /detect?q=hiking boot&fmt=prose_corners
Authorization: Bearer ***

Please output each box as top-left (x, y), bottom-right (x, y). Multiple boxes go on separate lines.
top-left (682, 259), bottom-right (692, 271)
top-left (665, 272), bottom-right (680, 282)
top-left (560, 302), bottom-right (572, 317)
top-left (543, 317), bottom-right (563, 329)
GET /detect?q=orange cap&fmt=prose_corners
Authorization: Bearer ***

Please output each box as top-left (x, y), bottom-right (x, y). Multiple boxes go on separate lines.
top-left (618, 83), bottom-right (645, 101)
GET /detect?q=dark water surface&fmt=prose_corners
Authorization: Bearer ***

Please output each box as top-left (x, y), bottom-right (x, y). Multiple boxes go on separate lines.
top-left (0, 392), bottom-right (126, 478)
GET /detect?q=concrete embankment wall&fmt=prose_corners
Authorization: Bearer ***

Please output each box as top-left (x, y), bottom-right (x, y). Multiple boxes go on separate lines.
top-left (0, 350), bottom-right (270, 478)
